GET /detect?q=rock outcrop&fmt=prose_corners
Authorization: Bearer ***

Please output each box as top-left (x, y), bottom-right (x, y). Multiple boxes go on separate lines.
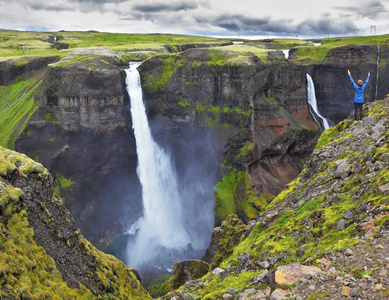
top-left (0, 146), bottom-right (151, 299)
top-left (0, 56), bottom-right (59, 85)
top-left (167, 259), bottom-right (210, 291)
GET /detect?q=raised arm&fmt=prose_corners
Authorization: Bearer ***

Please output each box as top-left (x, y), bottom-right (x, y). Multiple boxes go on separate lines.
top-left (348, 70), bottom-right (356, 87)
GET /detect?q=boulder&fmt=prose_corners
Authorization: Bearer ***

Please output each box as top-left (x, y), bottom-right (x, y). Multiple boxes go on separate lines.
top-left (274, 264), bottom-right (322, 287)
top-left (167, 259), bottom-right (210, 291)
top-left (334, 158), bottom-right (351, 179)
top-left (234, 253), bottom-right (256, 273)
top-left (270, 289), bottom-right (289, 300)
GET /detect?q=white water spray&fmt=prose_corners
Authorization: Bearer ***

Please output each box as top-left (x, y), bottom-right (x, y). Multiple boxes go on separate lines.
top-left (375, 45), bottom-right (380, 101)
top-left (125, 62), bottom-right (190, 268)
top-left (306, 74), bottom-right (329, 130)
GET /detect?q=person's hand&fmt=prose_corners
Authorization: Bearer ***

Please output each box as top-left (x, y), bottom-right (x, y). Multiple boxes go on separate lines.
top-left (368, 72), bottom-right (370, 77)
top-left (348, 70), bottom-right (351, 76)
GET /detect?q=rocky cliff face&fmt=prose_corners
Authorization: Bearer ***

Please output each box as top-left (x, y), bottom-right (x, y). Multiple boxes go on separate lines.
top-left (0, 146), bottom-right (151, 299)
top-left (15, 57), bottom-right (143, 250)
top-left (138, 48), bottom-right (320, 223)
top-left (0, 56), bottom-right (58, 85)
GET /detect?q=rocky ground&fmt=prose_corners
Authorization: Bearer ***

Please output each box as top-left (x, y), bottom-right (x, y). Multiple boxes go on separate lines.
top-left (289, 228), bottom-right (389, 300)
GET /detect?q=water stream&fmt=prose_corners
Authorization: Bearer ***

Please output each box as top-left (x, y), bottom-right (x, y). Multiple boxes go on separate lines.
top-left (125, 62), bottom-right (190, 269)
top-left (306, 74), bottom-right (330, 130)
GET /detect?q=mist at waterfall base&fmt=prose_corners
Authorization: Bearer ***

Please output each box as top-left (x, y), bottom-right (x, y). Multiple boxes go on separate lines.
top-left (111, 62), bottom-right (218, 281)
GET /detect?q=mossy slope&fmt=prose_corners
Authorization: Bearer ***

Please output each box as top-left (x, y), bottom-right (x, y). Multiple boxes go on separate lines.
top-left (166, 99), bottom-right (389, 299)
top-left (0, 146), bottom-right (151, 299)
top-left (0, 72), bottom-right (43, 149)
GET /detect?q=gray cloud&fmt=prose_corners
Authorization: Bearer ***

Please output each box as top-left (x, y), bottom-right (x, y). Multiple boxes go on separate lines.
top-left (21, 0), bottom-right (128, 13)
top-left (212, 14), bottom-right (355, 35)
top-left (132, 2), bottom-right (198, 13)
top-left (335, 1), bottom-right (387, 19)
top-left (29, 3), bottom-right (74, 12)
top-left (1, 0), bottom-right (389, 37)
top-left (69, 0), bottom-right (126, 2)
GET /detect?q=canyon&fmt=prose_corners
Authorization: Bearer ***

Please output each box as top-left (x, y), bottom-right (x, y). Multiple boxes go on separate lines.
top-left (1, 31), bottom-right (389, 291)
top-left (5, 39), bottom-right (386, 248)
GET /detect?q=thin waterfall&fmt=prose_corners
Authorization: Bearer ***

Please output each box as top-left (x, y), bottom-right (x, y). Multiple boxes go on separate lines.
top-left (125, 62), bottom-right (190, 269)
top-left (281, 49), bottom-right (290, 59)
top-left (375, 45), bottom-right (380, 101)
top-left (306, 74), bottom-right (330, 130)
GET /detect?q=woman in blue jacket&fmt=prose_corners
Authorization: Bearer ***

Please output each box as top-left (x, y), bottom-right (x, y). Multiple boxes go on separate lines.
top-left (348, 70), bottom-right (370, 121)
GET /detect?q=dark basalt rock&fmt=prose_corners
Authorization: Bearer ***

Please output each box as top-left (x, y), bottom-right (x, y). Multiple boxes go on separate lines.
top-left (0, 56), bottom-right (59, 85)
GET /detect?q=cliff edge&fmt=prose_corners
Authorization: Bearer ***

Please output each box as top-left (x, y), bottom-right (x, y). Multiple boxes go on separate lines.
top-left (0, 146), bottom-right (151, 299)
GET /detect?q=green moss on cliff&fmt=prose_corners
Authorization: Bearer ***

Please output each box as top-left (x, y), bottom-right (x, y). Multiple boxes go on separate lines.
top-left (53, 174), bottom-right (75, 198)
top-left (0, 146), bottom-right (49, 179)
top-left (145, 274), bottom-right (171, 298)
top-left (0, 74), bottom-right (42, 149)
top-left (0, 146), bottom-right (151, 299)
top-left (150, 100), bottom-right (251, 130)
top-left (143, 54), bottom-right (184, 92)
top-left (212, 215), bottom-right (247, 268)
top-left (238, 141), bottom-right (254, 158)
top-left (0, 181), bottom-right (92, 299)
top-left (195, 105), bottom-right (251, 129)
top-left (215, 169), bottom-right (268, 221)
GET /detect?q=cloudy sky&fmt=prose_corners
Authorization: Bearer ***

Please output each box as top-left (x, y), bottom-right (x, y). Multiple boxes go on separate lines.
top-left (0, 0), bottom-right (388, 38)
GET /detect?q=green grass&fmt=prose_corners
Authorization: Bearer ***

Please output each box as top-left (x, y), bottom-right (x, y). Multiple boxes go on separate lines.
top-left (0, 73), bottom-right (43, 149)
top-left (0, 29), bottom-right (233, 63)
top-left (289, 34), bottom-right (389, 65)
top-left (212, 45), bottom-right (269, 64)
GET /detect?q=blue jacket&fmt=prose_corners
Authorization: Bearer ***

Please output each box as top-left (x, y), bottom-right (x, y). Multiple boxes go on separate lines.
top-left (349, 75), bottom-right (369, 103)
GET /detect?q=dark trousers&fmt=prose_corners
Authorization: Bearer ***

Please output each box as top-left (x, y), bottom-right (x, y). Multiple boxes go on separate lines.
top-left (354, 102), bottom-right (363, 120)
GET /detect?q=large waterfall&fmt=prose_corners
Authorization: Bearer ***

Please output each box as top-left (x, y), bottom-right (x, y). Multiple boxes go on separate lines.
top-left (125, 62), bottom-right (191, 269)
top-left (306, 74), bottom-right (330, 130)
